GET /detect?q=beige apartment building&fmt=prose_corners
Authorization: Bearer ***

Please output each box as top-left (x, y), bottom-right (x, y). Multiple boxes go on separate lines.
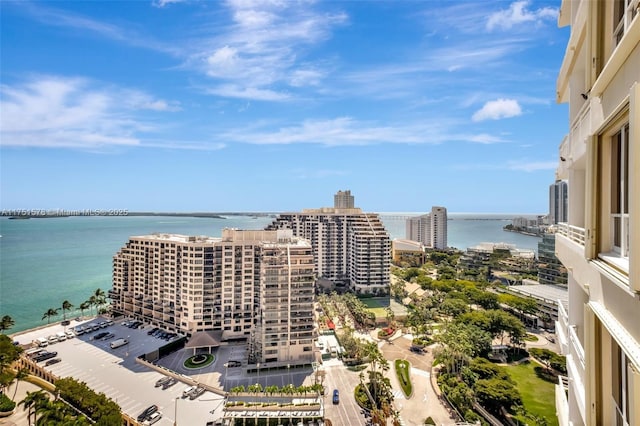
top-left (110, 229), bottom-right (316, 365)
top-left (267, 207), bottom-right (391, 294)
top-left (554, 1), bottom-right (639, 425)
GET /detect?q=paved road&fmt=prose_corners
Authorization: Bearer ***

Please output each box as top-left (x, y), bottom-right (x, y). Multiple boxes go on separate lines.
top-left (379, 336), bottom-right (457, 426)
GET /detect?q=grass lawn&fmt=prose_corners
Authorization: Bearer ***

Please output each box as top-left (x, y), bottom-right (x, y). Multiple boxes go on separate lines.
top-left (394, 359), bottom-right (413, 397)
top-left (367, 307), bottom-right (388, 318)
top-left (506, 361), bottom-right (558, 426)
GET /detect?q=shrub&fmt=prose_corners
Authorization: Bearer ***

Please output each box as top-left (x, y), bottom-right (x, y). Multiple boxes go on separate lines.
top-left (0, 393), bottom-right (16, 412)
top-left (424, 417), bottom-right (436, 425)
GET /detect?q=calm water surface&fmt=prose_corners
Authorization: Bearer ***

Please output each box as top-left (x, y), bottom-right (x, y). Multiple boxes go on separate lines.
top-left (0, 213), bottom-right (540, 333)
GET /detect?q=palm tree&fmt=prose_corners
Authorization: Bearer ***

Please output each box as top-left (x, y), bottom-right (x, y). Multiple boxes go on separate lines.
top-left (12, 368), bottom-right (28, 400)
top-left (0, 315), bottom-right (15, 333)
top-left (86, 296), bottom-right (97, 317)
top-left (61, 300), bottom-right (74, 321)
top-left (93, 288), bottom-right (106, 314)
top-left (41, 308), bottom-right (59, 324)
top-left (79, 301), bottom-right (91, 319)
top-left (19, 390), bottom-right (48, 425)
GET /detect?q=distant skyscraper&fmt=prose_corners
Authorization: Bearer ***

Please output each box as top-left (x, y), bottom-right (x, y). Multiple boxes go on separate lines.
top-left (549, 180), bottom-right (568, 224)
top-left (334, 190), bottom-right (354, 209)
top-left (406, 206), bottom-right (447, 249)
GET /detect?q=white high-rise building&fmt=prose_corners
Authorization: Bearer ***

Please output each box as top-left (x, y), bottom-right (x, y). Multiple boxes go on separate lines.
top-left (266, 196), bottom-right (390, 295)
top-left (406, 206), bottom-right (448, 249)
top-left (110, 229), bottom-right (316, 365)
top-left (554, 1), bottom-right (640, 425)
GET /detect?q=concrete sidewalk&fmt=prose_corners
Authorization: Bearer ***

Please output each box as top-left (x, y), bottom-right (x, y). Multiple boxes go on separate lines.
top-left (0, 380), bottom-right (51, 426)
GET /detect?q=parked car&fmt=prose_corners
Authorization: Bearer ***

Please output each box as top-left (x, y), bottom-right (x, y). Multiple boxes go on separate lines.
top-left (226, 360), bottom-right (241, 367)
top-left (35, 351), bottom-right (58, 363)
top-left (137, 404), bottom-right (158, 422)
top-left (182, 385), bottom-right (197, 398)
top-left (155, 376), bottom-right (172, 388)
top-left (332, 389), bottom-right (339, 404)
top-left (45, 358), bottom-right (61, 366)
top-left (47, 335), bottom-right (58, 344)
top-left (147, 327), bottom-right (159, 335)
top-left (162, 378), bottom-right (177, 389)
top-left (410, 346), bottom-right (424, 354)
top-left (65, 330), bottom-right (75, 339)
top-left (101, 332), bottom-right (115, 340)
top-left (143, 411), bottom-right (162, 425)
top-left (189, 387), bottom-right (205, 400)
top-left (94, 331), bottom-right (109, 340)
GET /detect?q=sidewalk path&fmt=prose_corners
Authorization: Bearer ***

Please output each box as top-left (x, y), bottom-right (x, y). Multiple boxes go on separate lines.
top-left (0, 380), bottom-right (51, 426)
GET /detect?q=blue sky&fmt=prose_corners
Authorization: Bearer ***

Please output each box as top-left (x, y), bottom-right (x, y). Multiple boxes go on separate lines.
top-left (0, 0), bottom-right (568, 213)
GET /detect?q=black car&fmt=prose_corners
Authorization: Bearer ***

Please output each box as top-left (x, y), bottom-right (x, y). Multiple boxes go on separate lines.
top-left (136, 404), bottom-right (158, 422)
top-left (94, 331), bottom-right (109, 340)
top-left (410, 346), bottom-right (424, 354)
top-left (35, 351), bottom-right (58, 362)
top-left (147, 327), bottom-right (159, 335)
top-left (162, 378), bottom-right (177, 389)
top-left (155, 376), bottom-right (171, 388)
top-left (45, 358), bottom-right (61, 366)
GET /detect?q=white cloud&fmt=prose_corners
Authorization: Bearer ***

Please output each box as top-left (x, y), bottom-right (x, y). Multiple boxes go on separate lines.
top-left (472, 98), bottom-right (522, 122)
top-left (152, 0), bottom-right (187, 8)
top-left (221, 117), bottom-right (506, 146)
top-left (206, 85), bottom-right (291, 101)
top-left (193, 1), bottom-right (347, 100)
top-left (487, 1), bottom-right (558, 31)
top-left (0, 76), bottom-right (179, 149)
top-left (508, 160), bottom-right (557, 172)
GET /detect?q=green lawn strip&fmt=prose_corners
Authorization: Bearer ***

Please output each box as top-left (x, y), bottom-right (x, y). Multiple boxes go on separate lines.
top-left (367, 307), bottom-right (388, 318)
top-left (506, 361), bottom-right (558, 426)
top-left (394, 359), bottom-right (413, 398)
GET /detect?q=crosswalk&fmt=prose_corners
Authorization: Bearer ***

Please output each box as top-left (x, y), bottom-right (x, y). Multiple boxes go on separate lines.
top-left (391, 389), bottom-right (405, 400)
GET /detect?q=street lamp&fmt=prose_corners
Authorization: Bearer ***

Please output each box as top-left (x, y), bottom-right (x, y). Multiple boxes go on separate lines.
top-left (174, 397), bottom-right (179, 426)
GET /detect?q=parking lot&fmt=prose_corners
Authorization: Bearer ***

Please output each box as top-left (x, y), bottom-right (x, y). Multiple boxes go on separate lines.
top-left (14, 318), bottom-right (225, 425)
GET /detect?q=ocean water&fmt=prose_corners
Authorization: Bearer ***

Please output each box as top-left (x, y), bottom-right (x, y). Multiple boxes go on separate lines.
top-left (0, 213), bottom-right (540, 334)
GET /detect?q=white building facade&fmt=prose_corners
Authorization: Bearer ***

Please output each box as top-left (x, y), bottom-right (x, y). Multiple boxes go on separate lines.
top-left (406, 206), bottom-right (448, 249)
top-left (554, 1), bottom-right (640, 425)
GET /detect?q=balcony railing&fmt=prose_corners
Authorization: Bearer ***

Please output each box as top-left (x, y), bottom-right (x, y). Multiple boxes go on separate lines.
top-left (556, 223), bottom-right (586, 246)
top-left (568, 325), bottom-right (585, 369)
top-left (556, 375), bottom-right (570, 426)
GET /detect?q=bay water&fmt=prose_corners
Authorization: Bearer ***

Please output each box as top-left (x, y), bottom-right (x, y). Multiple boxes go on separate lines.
top-left (0, 213), bottom-right (540, 334)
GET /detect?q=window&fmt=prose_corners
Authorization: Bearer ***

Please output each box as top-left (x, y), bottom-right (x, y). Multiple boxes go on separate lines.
top-left (598, 119), bottom-right (630, 269)
top-left (612, 340), bottom-right (631, 426)
top-left (613, 0), bottom-right (639, 47)
top-left (610, 125), bottom-right (629, 257)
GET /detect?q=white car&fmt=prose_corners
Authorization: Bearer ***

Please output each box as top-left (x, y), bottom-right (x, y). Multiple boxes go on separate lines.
top-left (182, 385), bottom-right (197, 398)
top-left (143, 411), bottom-right (162, 425)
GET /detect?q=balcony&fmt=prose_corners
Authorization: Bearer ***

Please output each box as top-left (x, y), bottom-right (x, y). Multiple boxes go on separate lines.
top-left (555, 375), bottom-right (569, 426)
top-left (556, 223), bottom-right (585, 246)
